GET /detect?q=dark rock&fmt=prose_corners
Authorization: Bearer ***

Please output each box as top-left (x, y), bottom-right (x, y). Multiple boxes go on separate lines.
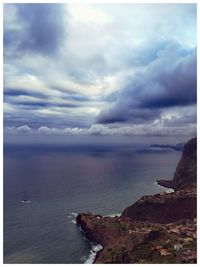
top-left (121, 187), bottom-right (196, 223)
top-left (145, 230), bottom-right (160, 241)
top-left (157, 137), bottom-right (196, 190)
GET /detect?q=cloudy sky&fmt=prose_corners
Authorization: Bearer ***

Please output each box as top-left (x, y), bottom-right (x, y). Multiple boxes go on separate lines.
top-left (4, 3), bottom-right (197, 140)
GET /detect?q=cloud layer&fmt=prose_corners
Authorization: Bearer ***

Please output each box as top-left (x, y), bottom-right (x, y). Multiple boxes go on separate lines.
top-left (97, 42), bottom-right (196, 124)
top-left (3, 3), bottom-right (197, 138)
top-left (4, 121), bottom-right (196, 137)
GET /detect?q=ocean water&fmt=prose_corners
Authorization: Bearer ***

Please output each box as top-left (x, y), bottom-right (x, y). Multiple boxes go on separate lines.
top-left (4, 143), bottom-right (181, 263)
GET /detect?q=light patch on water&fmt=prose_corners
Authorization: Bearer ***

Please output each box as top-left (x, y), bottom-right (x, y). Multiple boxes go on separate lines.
top-left (4, 249), bottom-right (38, 263)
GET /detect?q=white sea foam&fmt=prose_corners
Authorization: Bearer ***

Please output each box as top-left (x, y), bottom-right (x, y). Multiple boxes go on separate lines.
top-left (78, 225), bottom-right (85, 234)
top-left (77, 221), bottom-right (103, 263)
top-left (21, 200), bottom-right (31, 203)
top-left (105, 213), bottom-right (121, 218)
top-left (77, 212), bottom-right (117, 263)
top-left (84, 244), bottom-right (103, 264)
top-left (154, 181), bottom-right (174, 193)
top-left (69, 212), bottom-right (78, 224)
top-left (80, 255), bottom-right (87, 262)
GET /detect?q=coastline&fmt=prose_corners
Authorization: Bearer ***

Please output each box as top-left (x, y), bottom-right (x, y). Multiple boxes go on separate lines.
top-left (84, 244), bottom-right (103, 264)
top-left (76, 138), bottom-right (197, 264)
top-left (153, 181), bottom-right (174, 193)
top-left (83, 212), bottom-right (121, 263)
top-left (77, 187), bottom-right (197, 263)
top-left (80, 182), bottom-right (169, 263)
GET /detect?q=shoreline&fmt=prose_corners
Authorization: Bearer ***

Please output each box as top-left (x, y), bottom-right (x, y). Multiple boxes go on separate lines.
top-left (77, 186), bottom-right (197, 263)
top-left (83, 212), bottom-right (121, 264)
top-left (153, 181), bottom-right (174, 193)
top-left (76, 138), bottom-right (197, 263)
top-left (79, 184), bottom-right (172, 263)
top-left (84, 244), bottom-right (103, 264)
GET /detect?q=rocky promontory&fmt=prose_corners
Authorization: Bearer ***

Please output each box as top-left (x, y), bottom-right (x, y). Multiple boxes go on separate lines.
top-left (156, 137), bottom-right (196, 190)
top-left (150, 143), bottom-right (185, 151)
top-left (77, 138), bottom-right (197, 263)
top-left (121, 186), bottom-right (196, 224)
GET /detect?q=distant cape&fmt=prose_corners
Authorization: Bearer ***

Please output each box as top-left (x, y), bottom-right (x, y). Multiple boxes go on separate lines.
top-left (150, 142), bottom-right (185, 151)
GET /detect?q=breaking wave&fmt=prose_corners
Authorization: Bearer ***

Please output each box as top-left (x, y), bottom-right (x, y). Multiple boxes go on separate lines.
top-left (154, 181), bottom-right (174, 193)
top-left (84, 244), bottom-right (103, 264)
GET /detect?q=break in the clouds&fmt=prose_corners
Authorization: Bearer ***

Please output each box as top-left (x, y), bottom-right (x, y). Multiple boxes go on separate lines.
top-left (4, 3), bottom-right (197, 138)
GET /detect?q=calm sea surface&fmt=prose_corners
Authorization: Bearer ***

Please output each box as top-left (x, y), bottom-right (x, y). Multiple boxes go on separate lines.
top-left (4, 143), bottom-right (180, 263)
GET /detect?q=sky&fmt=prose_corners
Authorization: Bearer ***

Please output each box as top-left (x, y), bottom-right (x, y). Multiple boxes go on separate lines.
top-left (3, 3), bottom-right (197, 143)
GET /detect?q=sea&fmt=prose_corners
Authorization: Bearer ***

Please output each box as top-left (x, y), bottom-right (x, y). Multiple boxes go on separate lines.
top-left (4, 142), bottom-right (181, 263)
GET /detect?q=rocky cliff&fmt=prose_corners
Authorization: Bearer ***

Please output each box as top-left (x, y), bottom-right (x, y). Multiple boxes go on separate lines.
top-left (156, 137), bottom-right (196, 190)
top-left (121, 186), bottom-right (196, 223)
top-left (77, 214), bottom-right (196, 263)
top-left (76, 137), bottom-right (197, 263)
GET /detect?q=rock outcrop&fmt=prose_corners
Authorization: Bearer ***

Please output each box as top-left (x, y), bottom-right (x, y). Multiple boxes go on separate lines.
top-left (76, 137), bottom-right (197, 263)
top-left (121, 186), bottom-right (196, 223)
top-left (77, 214), bottom-right (196, 263)
top-left (156, 137), bottom-right (196, 190)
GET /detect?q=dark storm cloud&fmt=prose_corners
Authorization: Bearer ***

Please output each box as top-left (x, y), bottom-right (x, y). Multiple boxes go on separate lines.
top-left (4, 4), bottom-right (66, 56)
top-left (98, 106), bottom-right (161, 124)
top-left (140, 51), bottom-right (196, 109)
top-left (9, 101), bottom-right (79, 109)
top-left (98, 43), bottom-right (196, 124)
top-left (4, 85), bottom-right (91, 103)
top-left (4, 87), bottom-right (47, 98)
top-left (4, 86), bottom-right (91, 110)
top-left (51, 86), bottom-right (91, 102)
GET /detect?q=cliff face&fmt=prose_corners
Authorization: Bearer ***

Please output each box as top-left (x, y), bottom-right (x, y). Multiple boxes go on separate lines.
top-left (76, 137), bottom-right (197, 264)
top-left (156, 137), bottom-right (196, 190)
top-left (121, 187), bottom-right (196, 223)
top-left (77, 214), bottom-right (196, 263)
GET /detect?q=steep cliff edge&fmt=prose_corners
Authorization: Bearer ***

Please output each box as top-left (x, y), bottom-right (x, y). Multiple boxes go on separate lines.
top-left (121, 187), bottom-right (196, 223)
top-left (77, 214), bottom-right (196, 263)
top-left (156, 137), bottom-right (196, 190)
top-left (76, 137), bottom-right (197, 263)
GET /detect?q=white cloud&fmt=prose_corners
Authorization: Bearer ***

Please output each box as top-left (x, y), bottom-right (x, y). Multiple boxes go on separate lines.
top-left (17, 125), bottom-right (31, 133)
top-left (69, 5), bottom-right (112, 25)
top-left (4, 122), bottom-right (196, 138)
top-left (38, 126), bottom-right (52, 134)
